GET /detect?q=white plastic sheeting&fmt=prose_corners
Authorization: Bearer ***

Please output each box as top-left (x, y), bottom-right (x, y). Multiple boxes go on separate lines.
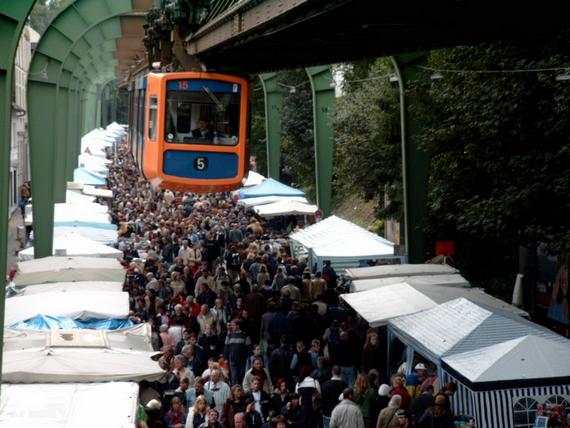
top-left (255, 199), bottom-right (318, 217)
top-left (442, 335), bottom-right (570, 384)
top-left (18, 232), bottom-right (122, 261)
top-left (340, 283), bottom-right (437, 327)
top-left (3, 325), bottom-right (163, 383)
top-left (56, 202), bottom-right (108, 214)
top-left (5, 291), bottom-right (130, 325)
top-left (19, 281), bottom-right (123, 295)
top-left (0, 382), bottom-right (139, 427)
top-left (289, 215), bottom-right (398, 271)
top-left (345, 264), bottom-right (458, 280)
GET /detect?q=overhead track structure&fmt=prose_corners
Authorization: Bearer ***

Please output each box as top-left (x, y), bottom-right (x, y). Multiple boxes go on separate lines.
top-left (26, 0), bottom-right (152, 261)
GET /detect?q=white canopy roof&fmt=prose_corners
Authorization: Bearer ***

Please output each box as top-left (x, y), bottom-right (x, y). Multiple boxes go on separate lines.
top-left (348, 279), bottom-right (527, 322)
top-left (289, 216), bottom-right (396, 270)
top-left (3, 325), bottom-right (163, 383)
top-left (53, 226), bottom-right (118, 244)
top-left (18, 232), bottom-right (122, 261)
top-left (82, 185), bottom-right (113, 198)
top-left (290, 215), bottom-right (394, 250)
top-left (242, 170), bottom-right (266, 187)
top-left (340, 283), bottom-right (437, 327)
top-left (255, 199), bottom-right (318, 217)
top-left (19, 281), bottom-right (123, 295)
top-left (17, 256), bottom-right (122, 274)
top-left (5, 291), bottom-right (129, 325)
top-left (0, 382), bottom-right (139, 427)
top-left (351, 274), bottom-right (469, 292)
top-left (345, 263), bottom-right (458, 280)
top-left (56, 202), bottom-right (108, 214)
top-left (442, 335), bottom-right (570, 384)
top-left (65, 190), bottom-right (95, 205)
top-left (237, 195), bottom-right (309, 207)
top-left (14, 261), bottom-right (125, 287)
top-left (388, 298), bottom-right (565, 365)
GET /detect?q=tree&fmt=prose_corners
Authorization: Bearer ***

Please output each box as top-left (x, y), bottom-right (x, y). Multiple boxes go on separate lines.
top-left (279, 70), bottom-right (315, 198)
top-left (333, 58), bottom-right (403, 222)
top-left (29, 0), bottom-right (74, 35)
top-left (418, 33), bottom-right (570, 294)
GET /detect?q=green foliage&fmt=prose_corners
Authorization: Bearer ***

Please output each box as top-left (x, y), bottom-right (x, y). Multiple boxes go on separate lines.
top-left (29, 0), bottom-right (74, 35)
top-left (418, 33), bottom-right (570, 287)
top-left (249, 80), bottom-right (268, 176)
top-left (333, 58), bottom-right (403, 221)
top-left (279, 70), bottom-right (315, 198)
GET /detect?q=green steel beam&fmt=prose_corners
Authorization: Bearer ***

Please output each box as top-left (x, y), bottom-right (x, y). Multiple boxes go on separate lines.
top-left (306, 66), bottom-right (335, 217)
top-left (28, 1), bottom-right (135, 257)
top-left (259, 73), bottom-right (283, 180)
top-left (391, 53), bottom-right (430, 263)
top-left (0, 0), bottom-right (37, 396)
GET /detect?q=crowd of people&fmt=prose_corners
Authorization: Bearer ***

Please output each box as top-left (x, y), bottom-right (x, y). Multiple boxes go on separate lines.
top-left (107, 142), bottom-right (461, 428)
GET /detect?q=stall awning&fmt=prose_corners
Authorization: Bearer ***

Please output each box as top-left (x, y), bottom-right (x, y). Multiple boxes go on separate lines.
top-left (345, 264), bottom-right (458, 280)
top-left (340, 283), bottom-right (437, 327)
top-left (255, 199), bottom-right (318, 217)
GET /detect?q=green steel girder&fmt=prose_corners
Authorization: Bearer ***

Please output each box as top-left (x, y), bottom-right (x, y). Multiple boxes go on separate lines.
top-left (28, 0), bottom-right (139, 257)
top-left (0, 0), bottom-right (37, 394)
top-left (391, 53), bottom-right (430, 263)
top-left (306, 66), bottom-right (335, 217)
top-left (259, 73), bottom-right (283, 180)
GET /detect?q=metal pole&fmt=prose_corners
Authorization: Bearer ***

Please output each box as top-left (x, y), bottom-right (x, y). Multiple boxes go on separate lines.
top-left (259, 73), bottom-right (283, 180)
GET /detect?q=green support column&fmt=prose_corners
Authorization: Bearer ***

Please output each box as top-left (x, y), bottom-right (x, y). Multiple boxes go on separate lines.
top-left (259, 73), bottom-right (283, 180)
top-left (391, 53), bottom-right (430, 263)
top-left (306, 66), bottom-right (335, 217)
top-left (66, 79), bottom-right (80, 180)
top-left (83, 88), bottom-right (98, 136)
top-left (0, 1), bottom-right (37, 393)
top-left (54, 85), bottom-right (70, 202)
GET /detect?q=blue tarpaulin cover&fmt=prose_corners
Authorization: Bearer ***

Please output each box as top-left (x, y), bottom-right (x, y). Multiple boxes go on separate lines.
top-left (10, 315), bottom-right (134, 330)
top-left (238, 178), bottom-right (306, 199)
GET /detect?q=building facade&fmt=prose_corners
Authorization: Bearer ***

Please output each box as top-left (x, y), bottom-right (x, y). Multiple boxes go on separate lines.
top-left (10, 25), bottom-right (39, 214)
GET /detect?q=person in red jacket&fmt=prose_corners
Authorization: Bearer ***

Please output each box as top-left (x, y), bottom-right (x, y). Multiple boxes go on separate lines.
top-left (389, 374), bottom-right (412, 410)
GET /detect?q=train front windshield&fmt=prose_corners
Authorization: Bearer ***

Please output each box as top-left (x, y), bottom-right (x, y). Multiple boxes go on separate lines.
top-left (165, 79), bottom-right (241, 146)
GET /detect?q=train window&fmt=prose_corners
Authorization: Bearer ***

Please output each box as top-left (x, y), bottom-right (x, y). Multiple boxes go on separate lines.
top-left (165, 79), bottom-right (240, 146)
top-left (148, 96), bottom-right (158, 141)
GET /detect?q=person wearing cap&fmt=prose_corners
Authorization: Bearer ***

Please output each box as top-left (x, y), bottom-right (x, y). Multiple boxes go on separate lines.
top-left (406, 363), bottom-right (428, 400)
top-left (329, 388), bottom-right (365, 428)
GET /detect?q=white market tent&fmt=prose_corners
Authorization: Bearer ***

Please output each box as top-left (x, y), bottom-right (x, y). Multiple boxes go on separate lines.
top-left (5, 291), bottom-right (129, 325)
top-left (350, 277), bottom-right (526, 317)
top-left (387, 298), bottom-right (570, 428)
top-left (3, 325), bottom-right (164, 383)
top-left (440, 337), bottom-right (570, 428)
top-left (340, 283), bottom-right (438, 327)
top-left (345, 263), bottom-right (458, 280)
top-left (0, 382), bottom-right (139, 427)
top-left (14, 256), bottom-right (125, 286)
top-left (242, 170), bottom-right (266, 187)
top-left (18, 232), bottom-right (122, 261)
top-left (19, 281), bottom-right (123, 295)
top-left (289, 215), bottom-right (402, 271)
top-left (237, 195), bottom-right (309, 208)
top-left (56, 202), bottom-right (108, 214)
top-left (255, 199), bottom-right (318, 217)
